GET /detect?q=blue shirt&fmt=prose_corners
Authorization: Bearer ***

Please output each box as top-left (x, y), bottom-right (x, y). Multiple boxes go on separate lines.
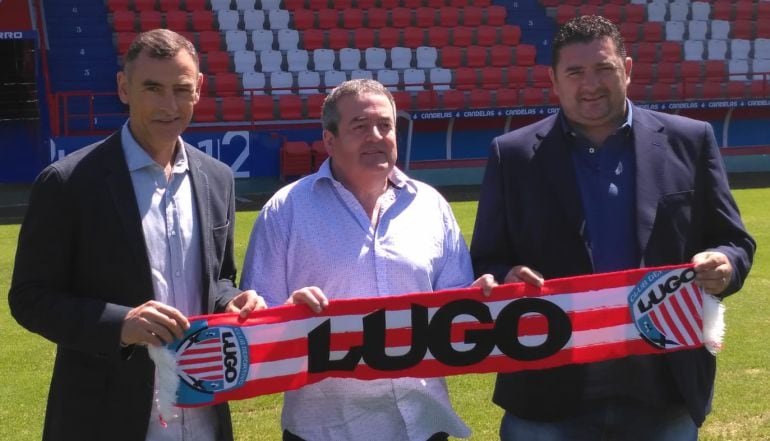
top-left (562, 103), bottom-right (639, 273)
top-left (240, 160), bottom-right (473, 441)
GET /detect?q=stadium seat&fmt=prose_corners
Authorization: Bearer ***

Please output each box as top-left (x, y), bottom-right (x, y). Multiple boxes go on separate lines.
top-left (348, 29), bottom-right (373, 49)
top-left (194, 97), bottom-right (218, 122)
top-left (427, 27), bottom-right (451, 47)
top-left (415, 7), bottom-right (436, 28)
top-left (378, 28), bottom-right (400, 49)
top-left (339, 48), bottom-right (361, 70)
top-left (649, 83), bottom-right (673, 101)
top-left (731, 40), bottom-right (751, 60)
top-left (704, 60), bottom-right (726, 82)
top-left (496, 88), bottom-right (518, 107)
top-left (531, 65), bottom-right (550, 87)
top-left (627, 84), bottom-right (647, 102)
top-left (429, 67), bottom-right (452, 90)
top-left (106, 0), bottom-right (130, 12)
top-left (332, 0), bottom-right (353, 10)
top-left (278, 29), bottom-right (300, 50)
top-left (270, 71), bottom-right (295, 94)
top-left (391, 8), bottom-right (413, 28)
top-left (521, 88), bottom-right (545, 106)
top-left (302, 29), bottom-right (325, 51)
top-left (236, 0), bottom-right (257, 10)
top-left (242, 71), bottom-right (266, 93)
top-left (734, 2), bottom-right (755, 21)
top-left (278, 96), bottom-right (303, 119)
top-left (225, 30), bottom-right (248, 52)
top-left (439, 7), bottom-right (460, 27)
top-left (665, 21), bottom-right (685, 42)
top-left (711, 2), bottom-right (731, 20)
top-left (217, 10), bottom-right (240, 31)
top-left (507, 66), bottom-right (528, 86)
top-left (280, 141), bottom-right (312, 181)
top-left (633, 62), bottom-right (654, 84)
top-left (452, 27), bottom-right (473, 47)
top-left (365, 47), bottom-right (387, 70)
top-left (342, 9), bottom-right (364, 29)
top-left (308, 0), bottom-right (329, 10)
top-left (251, 30), bottom-right (274, 51)
top-left (514, 45), bottom-right (536, 66)
top-left (416, 90), bottom-right (439, 109)
top-left (476, 26), bottom-right (497, 47)
top-left (555, 5), bottom-right (578, 25)
top-left (461, 6), bottom-right (483, 27)
top-left (726, 81), bottom-right (747, 99)
top-left (306, 94), bottom-right (325, 118)
top-left (728, 60), bottom-right (750, 81)
top-left (657, 63), bottom-right (676, 84)
top-left (356, 0), bottom-right (375, 8)
top-left (328, 29), bottom-right (350, 50)
top-left (392, 91), bottom-right (412, 109)
top-left (731, 21), bottom-right (754, 40)
top-left (634, 43), bottom-right (658, 63)
top-left (287, 49), bottom-right (310, 72)
top-left (403, 27), bottom-right (425, 48)
top-left (646, 2), bottom-right (666, 22)
top-left (403, 68), bottom-right (426, 91)
top-left (667, 1), bottom-right (688, 21)
top-left (390, 47), bottom-right (413, 69)
top-left (486, 5), bottom-right (506, 26)
top-left (184, 0), bottom-right (206, 12)
top-left (440, 46), bottom-right (463, 69)
top-left (297, 70), bottom-right (321, 94)
top-left (700, 81), bottom-right (724, 100)
top-left (323, 70), bottom-right (347, 91)
top-left (292, 10), bottom-right (315, 30)
top-left (112, 10), bottom-right (136, 32)
top-left (210, 0), bottom-right (231, 11)
top-left (234, 50), bottom-right (256, 73)
top-left (269, 10), bottom-right (290, 29)
top-left (313, 49), bottom-right (335, 71)
top-left (416, 46), bottom-right (438, 69)
top-left (709, 20), bottom-right (730, 41)
top-left (165, 11), bottom-right (189, 31)
top-left (198, 31), bottom-right (223, 52)
top-left (205, 51), bottom-right (230, 73)
top-left (679, 61), bottom-right (702, 83)
top-left (351, 69), bottom-right (373, 79)
top-left (624, 4), bottom-right (645, 23)
top-left (133, 0), bottom-right (155, 11)
top-left (259, 49), bottom-right (283, 72)
top-left (318, 9), bottom-right (339, 29)
top-left (707, 40), bottom-right (727, 61)
top-left (214, 73), bottom-right (240, 95)
top-left (221, 96), bottom-right (247, 121)
top-left (683, 40), bottom-right (704, 61)
top-left (311, 140), bottom-right (329, 170)
top-left (465, 46), bottom-right (487, 68)
top-left (191, 10), bottom-right (214, 31)
top-left (755, 39), bottom-right (770, 59)
top-left (468, 89), bottom-right (492, 108)
top-left (688, 21), bottom-right (708, 41)
top-left (480, 67), bottom-right (504, 90)
top-left (691, 2), bottom-right (710, 21)
top-left (454, 67), bottom-right (477, 90)
top-left (367, 8), bottom-right (388, 28)
top-left (441, 90), bottom-right (466, 108)
top-left (660, 42), bottom-right (682, 62)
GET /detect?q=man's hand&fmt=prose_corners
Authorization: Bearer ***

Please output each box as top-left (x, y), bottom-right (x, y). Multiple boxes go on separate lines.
top-left (120, 300), bottom-right (189, 347)
top-left (471, 273), bottom-right (498, 297)
top-left (286, 286), bottom-right (328, 313)
top-left (504, 265), bottom-right (544, 287)
top-left (692, 251), bottom-right (733, 296)
top-left (225, 289), bottom-right (268, 319)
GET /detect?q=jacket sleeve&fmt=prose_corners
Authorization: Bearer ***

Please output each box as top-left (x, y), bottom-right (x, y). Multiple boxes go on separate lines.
top-left (212, 172), bottom-right (242, 313)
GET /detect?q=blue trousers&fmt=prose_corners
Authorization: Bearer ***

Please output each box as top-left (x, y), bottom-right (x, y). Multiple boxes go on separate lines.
top-left (500, 399), bottom-right (697, 441)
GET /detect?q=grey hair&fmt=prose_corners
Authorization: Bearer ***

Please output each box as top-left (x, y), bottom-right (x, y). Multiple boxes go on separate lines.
top-left (321, 79), bottom-right (396, 135)
top-left (124, 29), bottom-right (199, 73)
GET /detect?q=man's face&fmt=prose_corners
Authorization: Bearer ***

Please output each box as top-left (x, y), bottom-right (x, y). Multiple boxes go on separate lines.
top-left (117, 49), bottom-right (202, 153)
top-left (324, 92), bottom-right (397, 188)
top-left (550, 37), bottom-right (632, 134)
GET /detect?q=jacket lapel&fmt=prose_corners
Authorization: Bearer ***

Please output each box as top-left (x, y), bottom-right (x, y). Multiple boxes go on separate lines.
top-left (632, 107), bottom-right (668, 261)
top-left (102, 133), bottom-right (152, 281)
top-left (186, 145), bottom-right (213, 310)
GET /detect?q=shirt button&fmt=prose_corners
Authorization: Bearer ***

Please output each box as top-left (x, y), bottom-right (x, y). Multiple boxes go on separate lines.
top-left (175, 271), bottom-right (181, 277)
top-left (588, 147), bottom-right (596, 154)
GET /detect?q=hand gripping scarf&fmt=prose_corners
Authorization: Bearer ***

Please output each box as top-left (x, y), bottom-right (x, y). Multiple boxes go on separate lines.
top-left (149, 264), bottom-right (724, 422)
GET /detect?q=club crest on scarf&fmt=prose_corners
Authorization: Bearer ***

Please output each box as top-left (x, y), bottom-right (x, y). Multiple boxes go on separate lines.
top-left (172, 321), bottom-right (250, 405)
top-left (628, 267), bottom-right (704, 350)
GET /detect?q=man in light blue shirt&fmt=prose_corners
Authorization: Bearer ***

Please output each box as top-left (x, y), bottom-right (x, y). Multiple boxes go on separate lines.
top-left (241, 79), bottom-right (495, 441)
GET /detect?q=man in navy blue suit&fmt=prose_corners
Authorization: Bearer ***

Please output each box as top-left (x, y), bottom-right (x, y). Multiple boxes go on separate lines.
top-left (471, 15), bottom-right (755, 441)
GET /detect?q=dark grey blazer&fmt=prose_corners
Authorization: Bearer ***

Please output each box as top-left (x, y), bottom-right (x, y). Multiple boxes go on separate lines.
top-left (471, 105), bottom-right (755, 426)
top-left (9, 132), bottom-right (240, 441)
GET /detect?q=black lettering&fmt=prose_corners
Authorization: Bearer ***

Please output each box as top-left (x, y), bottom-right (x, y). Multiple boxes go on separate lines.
top-left (307, 319), bottom-right (363, 373)
top-left (427, 299), bottom-right (495, 366)
top-left (494, 298), bottom-right (571, 361)
top-left (362, 306), bottom-right (429, 370)
top-left (221, 331), bottom-right (238, 382)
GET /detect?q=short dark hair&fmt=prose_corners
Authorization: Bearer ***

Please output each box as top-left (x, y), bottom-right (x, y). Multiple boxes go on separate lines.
top-left (551, 15), bottom-right (626, 68)
top-left (321, 79), bottom-right (396, 136)
top-left (124, 29), bottom-right (199, 72)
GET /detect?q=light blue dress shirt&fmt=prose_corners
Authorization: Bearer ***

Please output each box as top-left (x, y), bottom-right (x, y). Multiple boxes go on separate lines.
top-left (120, 123), bottom-right (218, 441)
top-left (241, 159), bottom-right (474, 441)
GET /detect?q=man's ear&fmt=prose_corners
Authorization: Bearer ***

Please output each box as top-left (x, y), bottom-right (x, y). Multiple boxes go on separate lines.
top-left (194, 72), bottom-right (203, 104)
top-left (117, 71), bottom-right (129, 105)
top-left (322, 129), bottom-right (335, 156)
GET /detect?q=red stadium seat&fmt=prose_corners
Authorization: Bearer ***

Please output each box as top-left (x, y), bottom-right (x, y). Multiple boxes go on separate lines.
top-left (465, 46), bottom-right (487, 67)
top-left (426, 0), bottom-right (446, 7)
top-left (353, 28), bottom-right (376, 49)
top-left (531, 64), bottom-right (550, 87)
top-left (649, 83), bottom-right (673, 101)
top-left (734, 2), bottom-right (755, 21)
top-left (327, 29), bottom-right (350, 50)
top-left (416, 90), bottom-right (439, 109)
top-left (514, 44), bottom-right (536, 66)
top-left (198, 31), bottom-right (222, 52)
top-left (579, 4), bottom-right (599, 17)
top-left (138, 11), bottom-right (163, 31)
top-left (292, 10), bottom-right (315, 30)
top-left (302, 29), bottom-right (325, 51)
top-left (342, 9), bottom-right (364, 29)
top-left (485, 5), bottom-right (506, 26)
top-left (250, 95), bottom-right (275, 120)
top-left (356, 0), bottom-right (376, 9)
top-left (726, 81), bottom-right (747, 99)
top-left (311, 140), bottom-right (329, 171)
top-left (633, 62), bottom-right (654, 84)
top-left (159, 0), bottom-right (183, 11)
top-left (184, 0), bottom-right (206, 12)
top-left (521, 88), bottom-right (545, 106)
top-left (391, 8), bottom-right (413, 28)
top-left (402, 27), bottom-right (425, 48)
top-left (656, 63), bottom-right (677, 84)
top-left (116, 32), bottom-right (137, 55)
top-left (500, 25), bottom-right (521, 46)
top-left (441, 90), bottom-right (466, 108)
top-left (205, 51), bottom-right (230, 73)
top-left (759, 2), bottom-right (770, 20)
top-left (624, 4), bottom-right (645, 23)
top-left (440, 46), bottom-right (463, 68)
top-left (378, 28), bottom-right (400, 49)
top-left (462, 6), bottom-right (483, 27)
top-left (640, 22), bottom-right (663, 43)
top-left (379, 0), bottom-right (398, 8)
top-left (633, 43), bottom-right (657, 63)
top-left (106, 0), bottom-right (130, 12)
top-left (317, 9), bottom-right (339, 29)
top-left (333, 0), bottom-right (353, 10)
top-left (454, 67), bottom-right (477, 90)
top-left (700, 82), bottom-right (724, 100)
top-left (507, 66), bottom-right (528, 86)
top-left (601, 4), bottom-right (621, 23)
top-left (221, 96), bottom-right (247, 121)
top-left (427, 27), bottom-right (451, 47)
top-left (415, 7), bottom-right (436, 28)
top-left (489, 44), bottom-right (514, 67)
top-left (403, 0), bottom-right (422, 8)
top-left (439, 7), bottom-right (460, 28)
top-left (308, 0), bottom-right (329, 10)
top-left (496, 89), bottom-right (518, 107)
top-left (112, 10), bottom-right (136, 32)
top-left (469, 89), bottom-right (493, 108)
top-left (704, 60), bottom-right (726, 82)
top-left (476, 26), bottom-right (497, 47)
top-left (480, 67), bottom-right (504, 89)
top-left (619, 23), bottom-right (640, 44)
top-left (278, 95), bottom-right (304, 119)
top-left (133, 0), bottom-right (156, 11)
top-left (392, 91), bottom-right (413, 111)
top-left (750, 80), bottom-right (769, 98)
top-left (711, 3), bottom-right (731, 20)
top-left (165, 10), bottom-right (189, 31)
top-left (731, 21), bottom-right (754, 40)
top-left (214, 73), bottom-right (239, 95)
top-left (280, 141), bottom-right (312, 181)
top-left (191, 11), bottom-right (215, 31)
top-left (284, 0), bottom-right (305, 9)
top-left (679, 61), bottom-right (702, 83)
top-left (627, 84), bottom-right (647, 102)
top-left (452, 27), bottom-right (473, 47)
top-left (660, 42), bottom-right (682, 62)
top-left (306, 93), bottom-right (325, 118)
top-left (367, 8), bottom-right (388, 28)
top-left (194, 96), bottom-right (218, 122)
top-left (555, 5), bottom-right (577, 25)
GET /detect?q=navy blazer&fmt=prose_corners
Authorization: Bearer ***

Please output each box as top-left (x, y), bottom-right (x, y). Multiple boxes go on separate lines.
top-left (9, 132), bottom-right (240, 441)
top-left (471, 105), bottom-right (755, 425)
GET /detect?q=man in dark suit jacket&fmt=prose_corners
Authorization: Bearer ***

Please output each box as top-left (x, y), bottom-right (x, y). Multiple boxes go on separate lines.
top-left (471, 16), bottom-right (755, 441)
top-left (8, 30), bottom-right (265, 441)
